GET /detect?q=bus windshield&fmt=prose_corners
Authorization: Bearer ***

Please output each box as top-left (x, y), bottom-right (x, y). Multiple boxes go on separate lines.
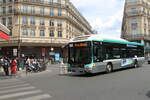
top-left (68, 42), bottom-right (92, 64)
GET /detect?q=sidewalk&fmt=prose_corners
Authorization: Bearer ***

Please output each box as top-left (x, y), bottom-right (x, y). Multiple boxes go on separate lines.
top-left (0, 64), bottom-right (62, 79)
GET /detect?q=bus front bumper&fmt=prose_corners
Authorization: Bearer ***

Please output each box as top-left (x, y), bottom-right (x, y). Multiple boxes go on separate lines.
top-left (68, 67), bottom-right (92, 73)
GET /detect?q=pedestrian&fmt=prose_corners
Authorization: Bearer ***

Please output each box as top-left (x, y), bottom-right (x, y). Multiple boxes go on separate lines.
top-left (25, 57), bottom-right (31, 74)
top-left (3, 57), bottom-right (10, 76)
top-left (10, 58), bottom-right (17, 76)
top-left (0, 57), bottom-right (9, 76)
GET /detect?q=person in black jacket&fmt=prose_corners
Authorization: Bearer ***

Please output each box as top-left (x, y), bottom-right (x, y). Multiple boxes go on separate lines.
top-left (1, 57), bottom-right (10, 76)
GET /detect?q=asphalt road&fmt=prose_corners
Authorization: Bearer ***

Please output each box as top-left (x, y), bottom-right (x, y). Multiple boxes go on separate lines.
top-left (0, 63), bottom-right (150, 100)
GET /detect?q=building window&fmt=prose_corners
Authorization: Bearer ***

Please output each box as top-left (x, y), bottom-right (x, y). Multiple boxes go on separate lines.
top-left (40, 30), bottom-right (45, 36)
top-left (49, 20), bottom-right (54, 26)
top-left (132, 29), bottom-right (138, 35)
top-left (49, 0), bottom-right (53, 4)
top-left (131, 18), bottom-right (137, 25)
top-left (3, 0), bottom-right (6, 3)
top-left (8, 0), bottom-right (13, 2)
top-left (22, 16), bottom-right (28, 24)
top-left (31, 0), bottom-right (36, 2)
top-left (57, 21), bottom-right (62, 27)
top-left (127, 0), bottom-right (136, 3)
top-left (9, 28), bottom-right (12, 36)
top-left (58, 8), bottom-right (62, 16)
top-left (8, 17), bottom-right (12, 25)
top-left (8, 6), bottom-right (12, 13)
top-left (50, 8), bottom-right (54, 16)
top-left (40, 7), bottom-right (45, 15)
top-left (31, 6), bottom-right (35, 14)
top-left (58, 31), bottom-right (62, 37)
top-left (39, 0), bottom-right (44, 3)
top-left (2, 18), bottom-right (6, 25)
top-left (49, 30), bottom-right (54, 37)
top-left (30, 17), bottom-right (35, 25)
top-left (40, 19), bottom-right (45, 25)
top-left (131, 8), bottom-right (137, 14)
top-left (144, 29), bottom-right (146, 34)
top-left (30, 29), bottom-right (35, 36)
top-left (57, 0), bottom-right (61, 4)
top-left (22, 5), bottom-right (28, 13)
top-left (22, 29), bottom-right (28, 35)
top-left (2, 7), bottom-right (6, 14)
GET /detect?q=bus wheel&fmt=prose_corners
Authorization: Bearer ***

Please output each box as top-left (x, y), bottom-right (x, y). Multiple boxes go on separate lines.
top-left (106, 64), bottom-right (112, 73)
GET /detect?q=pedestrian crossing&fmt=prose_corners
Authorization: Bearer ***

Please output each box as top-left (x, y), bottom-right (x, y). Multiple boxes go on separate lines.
top-left (0, 79), bottom-right (51, 100)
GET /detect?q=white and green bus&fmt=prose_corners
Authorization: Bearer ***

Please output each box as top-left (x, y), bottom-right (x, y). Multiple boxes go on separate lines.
top-left (67, 35), bottom-right (145, 73)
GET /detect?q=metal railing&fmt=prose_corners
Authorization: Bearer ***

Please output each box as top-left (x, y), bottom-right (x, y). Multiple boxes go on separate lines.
top-left (126, 11), bottom-right (145, 16)
top-left (18, 0), bottom-right (66, 8)
top-left (123, 34), bottom-right (150, 40)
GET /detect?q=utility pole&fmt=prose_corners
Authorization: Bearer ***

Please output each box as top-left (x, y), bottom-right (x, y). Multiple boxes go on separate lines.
top-left (17, 0), bottom-right (21, 71)
top-left (18, 0), bottom-right (21, 59)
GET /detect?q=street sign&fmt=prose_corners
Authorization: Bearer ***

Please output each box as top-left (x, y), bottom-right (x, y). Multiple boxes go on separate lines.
top-left (13, 48), bottom-right (17, 56)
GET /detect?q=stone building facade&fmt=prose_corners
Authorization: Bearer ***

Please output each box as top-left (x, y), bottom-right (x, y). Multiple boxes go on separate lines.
top-left (0, 0), bottom-right (93, 59)
top-left (121, 0), bottom-right (150, 56)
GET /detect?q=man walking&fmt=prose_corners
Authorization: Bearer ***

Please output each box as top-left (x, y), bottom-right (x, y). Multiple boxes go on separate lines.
top-left (0, 57), bottom-right (10, 76)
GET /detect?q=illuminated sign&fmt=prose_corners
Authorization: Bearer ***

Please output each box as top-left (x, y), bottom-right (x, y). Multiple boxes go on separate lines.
top-left (74, 43), bottom-right (88, 47)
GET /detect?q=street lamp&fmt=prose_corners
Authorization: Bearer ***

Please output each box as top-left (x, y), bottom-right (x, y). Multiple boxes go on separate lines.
top-left (50, 47), bottom-right (54, 52)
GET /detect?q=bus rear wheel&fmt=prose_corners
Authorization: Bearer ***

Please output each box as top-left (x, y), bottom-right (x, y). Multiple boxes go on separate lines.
top-left (106, 64), bottom-right (113, 73)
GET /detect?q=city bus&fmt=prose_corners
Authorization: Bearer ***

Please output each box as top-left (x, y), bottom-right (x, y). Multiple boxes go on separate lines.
top-left (66, 35), bottom-right (145, 74)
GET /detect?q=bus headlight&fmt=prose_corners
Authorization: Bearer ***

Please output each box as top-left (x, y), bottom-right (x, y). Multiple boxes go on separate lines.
top-left (85, 67), bottom-right (92, 71)
top-left (84, 64), bottom-right (93, 71)
top-left (93, 64), bottom-right (96, 67)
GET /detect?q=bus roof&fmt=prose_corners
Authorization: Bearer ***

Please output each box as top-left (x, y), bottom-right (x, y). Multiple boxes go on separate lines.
top-left (70, 35), bottom-right (144, 46)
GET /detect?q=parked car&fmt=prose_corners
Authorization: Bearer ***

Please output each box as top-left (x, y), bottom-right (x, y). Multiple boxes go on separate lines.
top-left (148, 57), bottom-right (150, 64)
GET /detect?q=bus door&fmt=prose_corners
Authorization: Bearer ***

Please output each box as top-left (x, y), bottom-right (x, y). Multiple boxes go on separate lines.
top-left (93, 41), bottom-right (106, 72)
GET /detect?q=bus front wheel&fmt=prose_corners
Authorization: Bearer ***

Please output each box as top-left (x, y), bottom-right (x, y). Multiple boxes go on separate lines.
top-left (106, 64), bottom-right (113, 73)
top-left (134, 60), bottom-right (138, 68)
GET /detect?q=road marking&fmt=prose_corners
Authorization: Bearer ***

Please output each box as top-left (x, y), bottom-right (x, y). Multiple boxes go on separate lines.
top-left (18, 94), bottom-right (52, 100)
top-left (0, 83), bottom-right (30, 90)
top-left (0, 86), bottom-right (36, 94)
top-left (0, 81), bottom-right (26, 87)
top-left (0, 79), bottom-right (19, 83)
top-left (0, 90), bottom-right (42, 100)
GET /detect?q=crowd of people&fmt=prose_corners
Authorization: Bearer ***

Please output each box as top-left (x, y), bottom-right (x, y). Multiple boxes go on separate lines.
top-left (0, 57), bottom-right (17, 76)
top-left (0, 57), bottom-right (48, 76)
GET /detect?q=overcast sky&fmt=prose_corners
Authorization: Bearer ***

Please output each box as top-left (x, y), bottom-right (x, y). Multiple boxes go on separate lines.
top-left (70, 0), bottom-right (125, 37)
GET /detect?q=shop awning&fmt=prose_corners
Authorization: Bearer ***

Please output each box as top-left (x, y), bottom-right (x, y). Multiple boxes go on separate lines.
top-left (0, 31), bottom-right (9, 40)
top-left (0, 23), bottom-right (10, 40)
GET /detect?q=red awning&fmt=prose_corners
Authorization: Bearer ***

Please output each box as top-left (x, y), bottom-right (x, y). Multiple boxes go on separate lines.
top-left (0, 31), bottom-right (9, 40)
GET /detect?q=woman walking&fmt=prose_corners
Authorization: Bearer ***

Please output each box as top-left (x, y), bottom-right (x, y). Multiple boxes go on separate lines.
top-left (11, 58), bottom-right (17, 76)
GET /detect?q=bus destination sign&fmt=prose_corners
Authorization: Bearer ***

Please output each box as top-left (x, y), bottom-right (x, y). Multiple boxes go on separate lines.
top-left (74, 43), bottom-right (88, 47)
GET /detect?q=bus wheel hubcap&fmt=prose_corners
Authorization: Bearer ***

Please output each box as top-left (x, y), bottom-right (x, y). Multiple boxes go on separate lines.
top-left (106, 65), bottom-right (112, 72)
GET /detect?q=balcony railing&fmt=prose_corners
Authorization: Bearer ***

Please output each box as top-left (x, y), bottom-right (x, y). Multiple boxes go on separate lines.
top-left (126, 11), bottom-right (144, 16)
top-left (126, 1), bottom-right (142, 5)
top-left (16, 0), bottom-right (66, 8)
top-left (126, 1), bottom-right (150, 7)
top-left (0, 0), bottom-right (66, 7)
top-left (124, 34), bottom-right (150, 40)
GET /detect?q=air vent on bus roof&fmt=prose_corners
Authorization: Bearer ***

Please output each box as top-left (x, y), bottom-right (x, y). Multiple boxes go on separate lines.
top-left (72, 35), bottom-right (90, 41)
